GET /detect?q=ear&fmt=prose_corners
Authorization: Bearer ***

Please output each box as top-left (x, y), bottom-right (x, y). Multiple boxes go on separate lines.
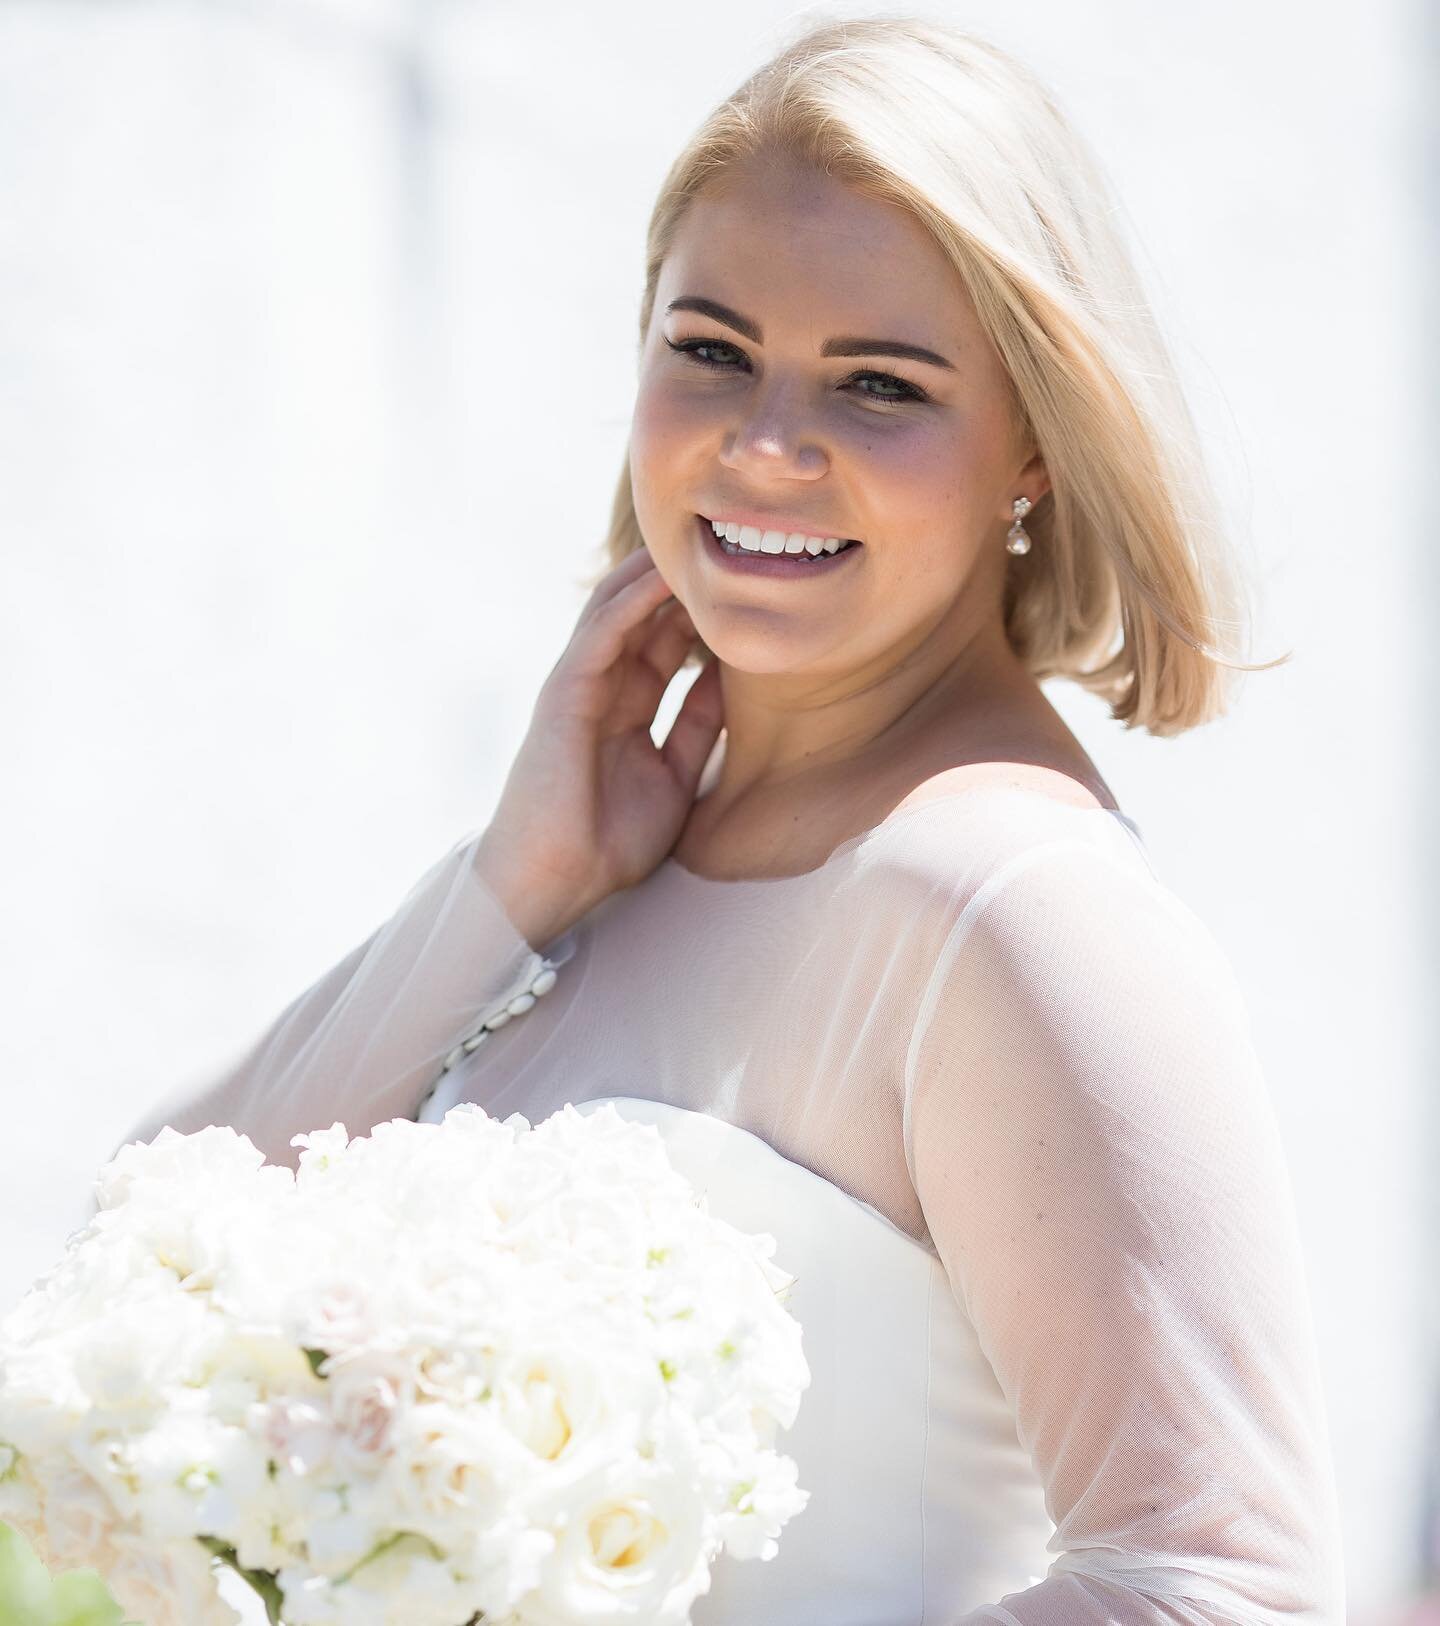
top-left (1018, 447), bottom-right (1051, 505)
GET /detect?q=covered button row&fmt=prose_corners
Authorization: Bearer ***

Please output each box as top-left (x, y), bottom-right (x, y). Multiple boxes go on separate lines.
top-left (440, 961), bottom-right (561, 1072)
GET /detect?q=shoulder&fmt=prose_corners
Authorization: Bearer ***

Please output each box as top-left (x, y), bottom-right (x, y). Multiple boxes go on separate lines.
top-left (906, 830), bottom-right (1253, 1104)
top-left (890, 760), bottom-right (1120, 819)
top-left (857, 762), bottom-right (1155, 919)
top-left (903, 831), bottom-right (1265, 1170)
top-left (861, 772), bottom-right (1246, 1017)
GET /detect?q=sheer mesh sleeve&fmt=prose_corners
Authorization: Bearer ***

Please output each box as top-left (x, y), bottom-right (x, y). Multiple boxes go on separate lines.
top-left (904, 838), bottom-right (1345, 1625)
top-left (104, 827), bottom-right (573, 1177)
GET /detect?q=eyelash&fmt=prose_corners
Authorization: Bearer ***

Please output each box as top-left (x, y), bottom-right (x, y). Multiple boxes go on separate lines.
top-left (664, 336), bottom-right (930, 406)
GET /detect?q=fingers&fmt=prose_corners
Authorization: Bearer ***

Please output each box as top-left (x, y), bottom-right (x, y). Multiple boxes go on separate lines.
top-left (637, 595), bottom-right (701, 687)
top-left (572, 562), bottom-right (676, 676)
top-left (580, 544), bottom-right (658, 619)
top-left (661, 657), bottom-right (724, 797)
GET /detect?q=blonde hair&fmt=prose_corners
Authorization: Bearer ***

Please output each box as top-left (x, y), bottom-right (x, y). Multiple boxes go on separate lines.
top-left (592, 12), bottom-right (1286, 735)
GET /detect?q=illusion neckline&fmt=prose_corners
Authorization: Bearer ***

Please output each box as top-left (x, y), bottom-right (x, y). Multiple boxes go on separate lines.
top-left (660, 788), bottom-right (1145, 888)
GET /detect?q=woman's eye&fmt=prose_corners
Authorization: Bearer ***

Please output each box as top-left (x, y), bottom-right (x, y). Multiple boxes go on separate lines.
top-left (663, 336), bottom-right (927, 405)
top-left (668, 337), bottom-right (745, 370)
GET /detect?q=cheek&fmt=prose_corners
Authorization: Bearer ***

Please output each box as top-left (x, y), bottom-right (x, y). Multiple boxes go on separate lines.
top-left (864, 417), bottom-right (1005, 526)
top-left (627, 386), bottom-right (702, 548)
top-left (627, 389), bottom-right (661, 484)
top-left (841, 424), bottom-right (972, 541)
top-left (848, 427), bottom-right (996, 590)
top-left (630, 377), bottom-right (710, 467)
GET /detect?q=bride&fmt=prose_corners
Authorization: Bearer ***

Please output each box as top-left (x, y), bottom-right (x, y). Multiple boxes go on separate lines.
top-left (116, 16), bottom-right (1346, 1623)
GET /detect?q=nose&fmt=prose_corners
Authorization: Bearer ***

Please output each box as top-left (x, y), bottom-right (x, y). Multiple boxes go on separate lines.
top-left (718, 378), bottom-right (828, 481)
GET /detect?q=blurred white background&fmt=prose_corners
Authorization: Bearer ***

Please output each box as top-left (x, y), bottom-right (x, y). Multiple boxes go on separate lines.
top-left (0, 0), bottom-right (1431, 1620)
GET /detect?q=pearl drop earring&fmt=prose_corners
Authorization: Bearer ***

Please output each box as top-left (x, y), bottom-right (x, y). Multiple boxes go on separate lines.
top-left (1005, 495), bottom-right (1033, 555)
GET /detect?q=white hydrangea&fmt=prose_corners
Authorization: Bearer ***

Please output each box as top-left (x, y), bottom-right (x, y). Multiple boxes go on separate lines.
top-left (0, 1101), bottom-right (811, 1625)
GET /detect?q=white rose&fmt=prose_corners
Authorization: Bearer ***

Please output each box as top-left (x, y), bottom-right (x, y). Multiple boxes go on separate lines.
top-left (247, 1393), bottom-right (338, 1477)
top-left (297, 1279), bottom-right (383, 1358)
top-left (327, 1369), bottom-right (400, 1462)
top-left (515, 1434), bottom-right (712, 1626)
top-left (372, 1397), bottom-right (516, 1548)
top-left (488, 1340), bottom-right (660, 1474)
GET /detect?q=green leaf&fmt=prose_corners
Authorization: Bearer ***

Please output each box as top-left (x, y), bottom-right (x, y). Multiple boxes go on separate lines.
top-left (197, 1535), bottom-right (285, 1625)
top-left (44, 1568), bottom-right (126, 1626)
top-left (0, 1520), bottom-right (51, 1624)
top-left (0, 1522), bottom-right (134, 1626)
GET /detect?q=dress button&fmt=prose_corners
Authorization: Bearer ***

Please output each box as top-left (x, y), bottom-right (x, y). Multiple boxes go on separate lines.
top-left (532, 968), bottom-right (558, 996)
top-left (506, 992), bottom-right (536, 1017)
top-left (461, 1033), bottom-right (485, 1053)
top-left (484, 1008), bottom-right (512, 1030)
top-left (443, 1044), bottom-right (465, 1070)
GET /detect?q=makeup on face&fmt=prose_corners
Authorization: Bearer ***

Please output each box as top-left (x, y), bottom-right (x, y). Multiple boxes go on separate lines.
top-left (693, 513), bottom-right (863, 581)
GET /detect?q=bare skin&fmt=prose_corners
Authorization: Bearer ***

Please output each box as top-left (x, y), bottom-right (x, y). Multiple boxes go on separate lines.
top-left (476, 153), bottom-right (1117, 940)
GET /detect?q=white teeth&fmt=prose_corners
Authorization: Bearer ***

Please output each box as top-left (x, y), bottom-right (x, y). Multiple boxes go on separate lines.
top-left (707, 517), bottom-right (857, 557)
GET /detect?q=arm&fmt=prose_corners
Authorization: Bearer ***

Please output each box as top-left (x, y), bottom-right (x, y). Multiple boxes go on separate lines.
top-left (102, 826), bottom-right (574, 1180)
top-left (904, 839), bottom-right (1345, 1625)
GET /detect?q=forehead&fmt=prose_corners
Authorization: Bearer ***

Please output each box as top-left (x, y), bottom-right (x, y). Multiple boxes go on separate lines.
top-left (662, 157), bottom-right (977, 340)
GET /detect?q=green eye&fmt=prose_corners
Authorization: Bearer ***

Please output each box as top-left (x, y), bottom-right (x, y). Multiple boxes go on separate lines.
top-left (664, 336), bottom-right (928, 405)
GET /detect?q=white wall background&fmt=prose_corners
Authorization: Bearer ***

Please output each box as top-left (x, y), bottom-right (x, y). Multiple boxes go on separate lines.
top-left (0, 0), bottom-right (1429, 1619)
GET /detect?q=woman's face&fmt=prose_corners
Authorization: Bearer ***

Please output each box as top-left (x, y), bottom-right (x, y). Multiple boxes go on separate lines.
top-left (629, 155), bottom-right (1048, 686)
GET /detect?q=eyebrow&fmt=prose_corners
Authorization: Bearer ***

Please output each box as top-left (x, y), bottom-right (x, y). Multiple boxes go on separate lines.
top-left (665, 296), bottom-right (957, 372)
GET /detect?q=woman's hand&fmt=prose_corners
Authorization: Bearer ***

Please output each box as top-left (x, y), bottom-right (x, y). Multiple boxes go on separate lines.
top-left (473, 544), bottom-right (724, 949)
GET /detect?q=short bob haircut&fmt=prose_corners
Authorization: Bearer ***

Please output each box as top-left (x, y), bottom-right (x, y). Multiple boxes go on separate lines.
top-left (590, 13), bottom-right (1285, 736)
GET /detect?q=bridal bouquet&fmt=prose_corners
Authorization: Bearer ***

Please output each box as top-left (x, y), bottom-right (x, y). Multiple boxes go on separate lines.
top-left (0, 1103), bottom-right (811, 1626)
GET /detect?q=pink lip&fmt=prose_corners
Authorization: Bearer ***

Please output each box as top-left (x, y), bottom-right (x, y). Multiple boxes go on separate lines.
top-left (702, 511), bottom-right (862, 544)
top-left (694, 513), bottom-right (862, 579)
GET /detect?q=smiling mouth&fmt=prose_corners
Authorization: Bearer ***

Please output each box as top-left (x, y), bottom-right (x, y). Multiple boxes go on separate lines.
top-left (700, 515), bottom-right (862, 561)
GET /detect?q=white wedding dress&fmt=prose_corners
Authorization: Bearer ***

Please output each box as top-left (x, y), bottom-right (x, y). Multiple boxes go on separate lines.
top-left (116, 772), bottom-right (1347, 1623)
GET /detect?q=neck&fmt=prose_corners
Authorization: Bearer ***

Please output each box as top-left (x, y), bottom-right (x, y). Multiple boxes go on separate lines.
top-left (700, 617), bottom-right (1039, 810)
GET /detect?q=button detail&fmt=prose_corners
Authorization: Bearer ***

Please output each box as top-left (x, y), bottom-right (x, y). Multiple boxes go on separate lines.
top-left (417, 950), bottom-right (565, 1115)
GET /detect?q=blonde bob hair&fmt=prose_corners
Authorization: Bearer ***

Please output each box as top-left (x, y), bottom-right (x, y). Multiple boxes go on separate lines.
top-left (593, 12), bottom-right (1285, 736)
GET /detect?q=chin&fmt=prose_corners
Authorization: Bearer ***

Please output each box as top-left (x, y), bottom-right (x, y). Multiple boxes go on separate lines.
top-left (691, 621), bottom-right (840, 676)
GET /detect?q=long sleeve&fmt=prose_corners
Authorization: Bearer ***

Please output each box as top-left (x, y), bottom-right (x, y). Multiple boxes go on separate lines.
top-left (904, 837), bottom-right (1345, 1625)
top-left (104, 826), bottom-right (574, 1178)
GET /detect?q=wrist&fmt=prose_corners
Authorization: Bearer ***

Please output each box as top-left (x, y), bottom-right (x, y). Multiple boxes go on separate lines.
top-left (471, 831), bottom-right (580, 952)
